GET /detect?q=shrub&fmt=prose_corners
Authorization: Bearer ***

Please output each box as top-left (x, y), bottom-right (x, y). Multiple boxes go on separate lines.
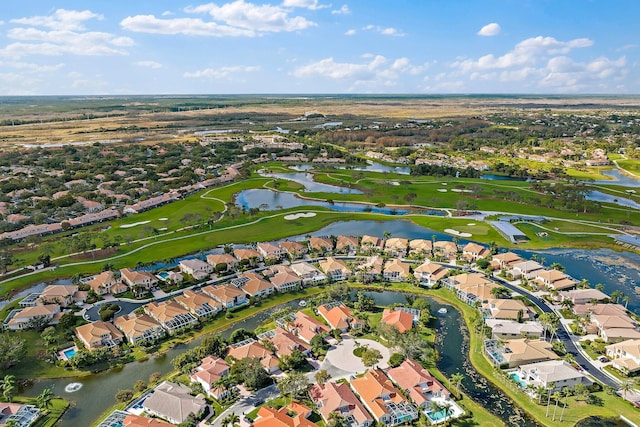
top-left (388, 353), bottom-right (405, 368)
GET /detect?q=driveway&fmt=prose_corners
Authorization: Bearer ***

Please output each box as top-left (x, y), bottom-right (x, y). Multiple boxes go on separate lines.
top-left (322, 337), bottom-right (391, 377)
top-left (210, 384), bottom-right (278, 427)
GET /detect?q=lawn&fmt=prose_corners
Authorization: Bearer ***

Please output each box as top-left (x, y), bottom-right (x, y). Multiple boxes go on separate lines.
top-left (22, 397), bottom-right (69, 427)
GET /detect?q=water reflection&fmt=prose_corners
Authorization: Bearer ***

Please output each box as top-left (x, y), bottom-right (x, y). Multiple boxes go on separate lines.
top-left (585, 190), bottom-right (640, 209)
top-left (261, 172), bottom-right (363, 194)
top-left (589, 168), bottom-right (640, 187)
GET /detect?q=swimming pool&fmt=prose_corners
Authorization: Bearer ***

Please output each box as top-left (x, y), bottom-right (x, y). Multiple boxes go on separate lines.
top-left (61, 347), bottom-right (77, 359)
top-left (427, 408), bottom-right (449, 421)
top-left (509, 372), bottom-right (527, 388)
top-left (157, 271), bottom-right (169, 280)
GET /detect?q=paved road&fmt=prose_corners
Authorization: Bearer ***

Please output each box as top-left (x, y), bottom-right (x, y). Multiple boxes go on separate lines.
top-left (210, 384), bottom-right (278, 427)
top-left (491, 274), bottom-right (619, 388)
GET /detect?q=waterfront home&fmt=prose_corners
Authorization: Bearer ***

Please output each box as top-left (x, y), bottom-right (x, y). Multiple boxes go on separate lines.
top-left (605, 339), bottom-right (640, 375)
top-left (381, 308), bottom-right (414, 333)
top-left (0, 403), bottom-right (40, 427)
top-left (253, 402), bottom-right (318, 427)
top-left (318, 257), bottom-right (352, 281)
top-left (408, 239), bottom-right (432, 257)
top-left (318, 303), bottom-right (363, 332)
top-left (534, 269), bottom-right (577, 291)
top-left (290, 262), bottom-right (327, 285)
top-left (233, 248), bottom-right (262, 265)
top-left (202, 284), bottom-right (248, 309)
top-left (86, 271), bottom-right (128, 295)
top-left (279, 241), bottom-right (307, 259)
top-left (336, 235), bottom-right (360, 254)
top-left (357, 256), bottom-right (383, 282)
top-left (573, 303), bottom-right (627, 317)
top-left (122, 414), bottom-right (176, 426)
top-left (484, 319), bottom-right (543, 340)
top-left (350, 369), bottom-right (419, 426)
top-left (382, 259), bottom-right (411, 282)
top-left (445, 273), bottom-right (497, 304)
top-left (75, 320), bottom-right (124, 350)
top-left (360, 235), bottom-right (383, 253)
top-left (309, 381), bottom-right (374, 427)
top-left (144, 301), bottom-right (198, 334)
top-left (269, 266), bottom-right (303, 292)
top-left (485, 338), bottom-right (558, 368)
top-left (190, 356), bottom-right (233, 399)
top-left (267, 327), bottom-right (311, 357)
top-left (491, 252), bottom-right (523, 270)
top-left (384, 238), bottom-right (409, 257)
top-left (233, 272), bottom-right (275, 298)
top-left (175, 290), bottom-right (222, 319)
top-left (517, 360), bottom-right (591, 391)
top-left (433, 241), bottom-right (457, 260)
top-left (142, 381), bottom-right (207, 425)
top-left (287, 311), bottom-right (330, 343)
top-left (482, 299), bottom-right (532, 321)
top-left (509, 261), bottom-right (545, 280)
top-left (591, 313), bottom-right (640, 343)
top-left (308, 237), bottom-right (334, 254)
top-left (386, 359), bottom-right (451, 408)
top-left (257, 242), bottom-right (284, 260)
top-left (4, 304), bottom-right (61, 330)
top-left (461, 242), bottom-right (491, 262)
top-left (413, 262), bottom-right (448, 287)
top-left (38, 284), bottom-right (82, 307)
top-left (120, 268), bottom-right (158, 292)
top-left (227, 340), bottom-right (280, 373)
top-left (178, 259), bottom-right (213, 280)
top-left (560, 288), bottom-right (609, 306)
top-left (113, 314), bottom-right (165, 345)
top-left (206, 253), bottom-right (239, 272)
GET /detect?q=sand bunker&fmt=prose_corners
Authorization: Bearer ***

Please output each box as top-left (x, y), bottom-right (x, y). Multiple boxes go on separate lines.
top-left (158, 217), bottom-right (169, 221)
top-left (158, 227), bottom-right (167, 231)
top-left (467, 223), bottom-right (476, 226)
top-left (120, 220), bottom-right (151, 229)
top-left (444, 228), bottom-right (473, 238)
top-left (390, 181), bottom-right (400, 186)
top-left (437, 189), bottom-right (448, 192)
top-left (284, 212), bottom-right (317, 220)
top-left (451, 189), bottom-right (472, 193)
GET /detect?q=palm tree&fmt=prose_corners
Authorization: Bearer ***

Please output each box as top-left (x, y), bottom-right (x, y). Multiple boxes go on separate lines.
top-left (535, 385), bottom-right (547, 404)
top-left (328, 412), bottom-right (348, 427)
top-left (620, 379), bottom-right (634, 399)
top-left (577, 278), bottom-right (590, 289)
top-left (622, 295), bottom-right (630, 309)
top-left (559, 387), bottom-right (571, 422)
top-left (551, 391), bottom-right (562, 421)
top-left (228, 413), bottom-right (240, 427)
top-left (450, 372), bottom-right (464, 398)
top-left (36, 388), bottom-right (54, 411)
top-left (428, 399), bottom-right (443, 418)
top-left (595, 283), bottom-right (605, 291)
top-left (610, 290), bottom-right (623, 304)
top-left (441, 402), bottom-right (452, 422)
top-left (545, 384), bottom-right (555, 417)
top-left (1, 375), bottom-right (16, 402)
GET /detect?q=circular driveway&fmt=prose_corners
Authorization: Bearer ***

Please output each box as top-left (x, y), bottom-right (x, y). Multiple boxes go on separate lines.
top-left (325, 338), bottom-right (391, 373)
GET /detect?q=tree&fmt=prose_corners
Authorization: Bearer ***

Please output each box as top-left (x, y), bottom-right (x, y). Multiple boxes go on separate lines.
top-left (115, 389), bottom-right (134, 403)
top-left (199, 335), bottom-right (227, 358)
top-left (450, 372), bottom-right (464, 398)
top-left (149, 372), bottom-right (162, 384)
top-left (315, 369), bottom-right (331, 385)
top-left (36, 388), bottom-right (54, 410)
top-left (610, 290), bottom-right (623, 304)
top-left (229, 328), bottom-right (256, 344)
top-left (619, 379), bottom-right (634, 399)
top-left (279, 350), bottom-right (307, 372)
top-left (595, 283), bottom-right (605, 291)
top-left (0, 248), bottom-right (14, 274)
top-left (551, 341), bottom-right (566, 356)
top-left (328, 412), bottom-right (348, 427)
top-left (622, 295), bottom-right (631, 309)
top-left (134, 380), bottom-right (148, 393)
top-left (1, 375), bottom-right (16, 402)
top-left (327, 282), bottom-right (350, 301)
top-left (550, 262), bottom-right (565, 272)
top-left (560, 299), bottom-right (574, 310)
top-left (388, 353), bottom-right (405, 368)
top-left (277, 371), bottom-right (309, 404)
top-left (539, 313), bottom-right (559, 341)
top-left (551, 391), bottom-right (563, 421)
top-left (230, 357), bottom-right (271, 390)
top-left (490, 286), bottom-right (511, 299)
top-left (361, 348), bottom-right (382, 367)
top-left (354, 292), bottom-right (375, 312)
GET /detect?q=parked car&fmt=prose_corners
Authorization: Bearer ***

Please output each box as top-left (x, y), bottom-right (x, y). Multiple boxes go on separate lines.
top-left (598, 356), bottom-right (608, 363)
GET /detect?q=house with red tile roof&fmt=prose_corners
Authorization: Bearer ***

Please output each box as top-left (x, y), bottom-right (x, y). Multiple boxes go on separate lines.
top-left (462, 242), bottom-right (491, 262)
top-left (76, 320), bottom-right (124, 350)
top-left (190, 356), bottom-right (233, 399)
top-left (268, 327), bottom-right (311, 357)
top-left (318, 303), bottom-right (363, 332)
top-left (227, 341), bottom-right (280, 373)
top-left (318, 258), bottom-right (351, 281)
top-left (335, 236), bottom-right (360, 253)
top-left (308, 237), bottom-right (333, 253)
top-left (123, 414), bottom-right (176, 427)
top-left (175, 290), bottom-right (222, 319)
top-left (382, 259), bottom-right (411, 282)
top-left (413, 262), bottom-right (448, 287)
top-left (309, 381), bottom-right (374, 427)
top-left (233, 272), bottom-right (275, 298)
top-left (381, 309), bottom-right (414, 333)
top-left (144, 301), bottom-right (199, 334)
top-left (253, 403), bottom-right (318, 427)
top-left (257, 242), bottom-right (284, 260)
top-left (386, 359), bottom-right (451, 408)
top-left (179, 259), bottom-right (213, 280)
top-left (206, 253), bottom-right (239, 272)
top-left (279, 241), bottom-right (307, 259)
top-left (202, 284), bottom-right (249, 309)
top-left (286, 311), bottom-right (330, 343)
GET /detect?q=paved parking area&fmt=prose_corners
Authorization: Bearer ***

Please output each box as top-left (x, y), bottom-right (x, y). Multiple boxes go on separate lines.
top-left (323, 337), bottom-right (391, 376)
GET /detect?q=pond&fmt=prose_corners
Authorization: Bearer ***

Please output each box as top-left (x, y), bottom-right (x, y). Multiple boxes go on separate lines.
top-left (589, 168), bottom-right (640, 187)
top-left (337, 161), bottom-right (411, 175)
top-left (235, 189), bottom-right (411, 215)
top-left (481, 174), bottom-right (530, 181)
top-left (585, 190), bottom-right (640, 209)
top-left (261, 172), bottom-right (363, 194)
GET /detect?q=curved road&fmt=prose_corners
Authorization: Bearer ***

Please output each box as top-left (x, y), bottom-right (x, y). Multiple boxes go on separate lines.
top-left (490, 274), bottom-right (619, 388)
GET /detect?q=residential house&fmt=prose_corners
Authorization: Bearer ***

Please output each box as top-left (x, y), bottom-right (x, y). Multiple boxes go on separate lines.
top-left (381, 309), bottom-right (414, 333)
top-left (206, 253), bottom-right (239, 272)
top-left (318, 258), bottom-right (351, 281)
top-left (233, 272), bottom-right (275, 298)
top-left (267, 327), bottom-right (311, 357)
top-left (290, 262), bottom-right (327, 285)
top-left (0, 403), bottom-right (40, 427)
top-left (482, 299), bottom-right (532, 321)
top-left (75, 320), bottom-right (124, 350)
top-left (287, 311), bottom-right (330, 343)
top-left (491, 252), bottom-right (523, 270)
top-left (357, 257), bottom-right (384, 282)
top-left (408, 239), bottom-right (432, 257)
top-left (4, 304), bottom-right (61, 330)
top-left (413, 262), bottom-right (448, 287)
top-left (308, 237), bottom-right (333, 254)
top-left (233, 248), bottom-right (262, 266)
top-left (175, 290), bottom-right (222, 319)
top-left (605, 339), bottom-right (640, 375)
top-left (534, 270), bottom-right (577, 291)
top-left (113, 314), bottom-right (165, 345)
top-left (318, 303), bottom-right (363, 332)
top-left (257, 242), bottom-right (284, 260)
top-left (573, 303), bottom-right (627, 318)
top-left (202, 284), bottom-right (249, 309)
top-left (253, 402), bottom-right (318, 427)
top-left (386, 359), bottom-right (451, 408)
top-left (38, 285), bottom-right (81, 307)
top-left (279, 241), bottom-right (306, 259)
top-left (227, 341), bottom-right (280, 373)
top-left (591, 314), bottom-right (640, 343)
top-left (336, 236), bottom-right (360, 254)
top-left (462, 242), bottom-right (491, 262)
top-left (309, 381), bottom-right (374, 427)
top-left (350, 369), bottom-right (419, 426)
top-left (510, 261), bottom-right (545, 280)
top-left (484, 319), bottom-right (544, 340)
top-left (120, 268), bottom-right (158, 293)
top-left (144, 301), bottom-right (198, 334)
top-left (270, 266), bottom-right (303, 293)
top-left (383, 259), bottom-right (411, 282)
top-left (384, 238), bottom-right (408, 257)
top-left (360, 235), bottom-right (383, 253)
top-left (122, 414), bottom-right (176, 427)
top-left (190, 356), bottom-right (233, 399)
top-left (433, 241), bottom-right (458, 260)
top-left (560, 289), bottom-right (609, 306)
top-left (178, 259), bottom-right (213, 280)
top-left (142, 381), bottom-right (207, 425)
top-left (517, 360), bottom-right (591, 392)
top-left (485, 338), bottom-right (559, 368)
top-left (86, 271), bottom-right (127, 295)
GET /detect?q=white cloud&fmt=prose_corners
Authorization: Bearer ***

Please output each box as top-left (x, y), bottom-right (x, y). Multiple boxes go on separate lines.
top-left (282, 0), bottom-right (328, 10)
top-left (345, 29), bottom-right (356, 36)
top-left (121, 15), bottom-right (254, 37)
top-left (0, 60), bottom-right (64, 72)
top-left (362, 24), bottom-right (405, 37)
top-left (184, 65), bottom-right (261, 78)
top-left (332, 5), bottom-right (351, 15)
top-left (161, 11), bottom-right (175, 16)
top-left (67, 71), bottom-right (83, 78)
top-left (477, 22), bottom-right (500, 36)
top-left (11, 9), bottom-right (102, 31)
top-left (135, 60), bottom-right (163, 69)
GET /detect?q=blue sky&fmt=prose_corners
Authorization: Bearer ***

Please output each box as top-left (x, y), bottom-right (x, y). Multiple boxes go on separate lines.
top-left (0, 0), bottom-right (638, 95)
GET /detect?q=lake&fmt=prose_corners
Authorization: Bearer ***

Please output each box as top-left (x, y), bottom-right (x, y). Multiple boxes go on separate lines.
top-left (261, 172), bottom-right (363, 194)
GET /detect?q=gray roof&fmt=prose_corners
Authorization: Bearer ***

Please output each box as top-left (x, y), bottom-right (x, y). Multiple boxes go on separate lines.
top-left (143, 381), bottom-right (206, 424)
top-left (490, 221), bottom-right (528, 243)
top-left (615, 235), bottom-right (640, 248)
